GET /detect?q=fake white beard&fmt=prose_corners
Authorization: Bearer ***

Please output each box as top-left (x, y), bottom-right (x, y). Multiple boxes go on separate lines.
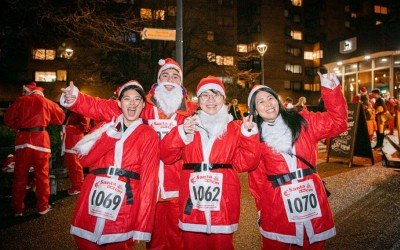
top-left (261, 114), bottom-right (293, 154)
top-left (197, 105), bottom-right (232, 138)
top-left (154, 82), bottom-right (184, 117)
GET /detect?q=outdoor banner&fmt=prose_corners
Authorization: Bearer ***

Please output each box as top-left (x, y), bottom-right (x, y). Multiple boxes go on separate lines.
top-left (327, 103), bottom-right (374, 167)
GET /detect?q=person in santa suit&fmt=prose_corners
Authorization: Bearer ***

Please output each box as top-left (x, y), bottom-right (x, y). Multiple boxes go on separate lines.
top-left (60, 110), bottom-right (90, 195)
top-left (22, 81), bottom-right (37, 95)
top-left (60, 58), bottom-right (197, 250)
top-left (160, 76), bottom-right (260, 250)
top-left (247, 72), bottom-right (347, 249)
top-left (4, 86), bottom-right (65, 216)
top-left (65, 81), bottom-right (160, 249)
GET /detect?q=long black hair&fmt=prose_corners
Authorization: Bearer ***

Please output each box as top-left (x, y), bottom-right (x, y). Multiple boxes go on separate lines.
top-left (248, 87), bottom-right (307, 144)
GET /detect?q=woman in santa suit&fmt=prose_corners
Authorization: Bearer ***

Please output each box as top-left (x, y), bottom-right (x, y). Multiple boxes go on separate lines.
top-left (160, 76), bottom-right (260, 249)
top-left (67, 81), bottom-right (160, 249)
top-left (247, 72), bottom-right (348, 249)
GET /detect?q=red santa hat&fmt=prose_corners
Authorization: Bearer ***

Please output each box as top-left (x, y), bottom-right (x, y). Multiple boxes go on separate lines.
top-left (247, 85), bottom-right (274, 107)
top-left (157, 58), bottom-right (183, 84)
top-left (115, 80), bottom-right (143, 98)
top-left (360, 87), bottom-right (367, 95)
top-left (23, 82), bottom-right (37, 93)
top-left (196, 76), bottom-right (226, 97)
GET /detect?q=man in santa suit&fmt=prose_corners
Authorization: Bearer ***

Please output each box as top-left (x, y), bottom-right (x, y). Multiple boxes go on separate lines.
top-left (60, 58), bottom-right (197, 249)
top-left (60, 110), bottom-right (90, 195)
top-left (352, 86), bottom-right (368, 103)
top-left (22, 81), bottom-right (37, 95)
top-left (4, 86), bottom-right (65, 216)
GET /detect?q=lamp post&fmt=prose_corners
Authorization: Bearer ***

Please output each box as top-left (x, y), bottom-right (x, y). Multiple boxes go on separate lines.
top-left (257, 43), bottom-right (268, 85)
top-left (64, 48), bottom-right (74, 85)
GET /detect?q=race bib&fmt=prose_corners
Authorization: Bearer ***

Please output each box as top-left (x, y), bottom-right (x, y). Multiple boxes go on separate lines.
top-left (281, 179), bottom-right (322, 222)
top-left (189, 172), bottom-right (223, 211)
top-left (88, 176), bottom-right (126, 221)
top-left (148, 119), bottom-right (177, 139)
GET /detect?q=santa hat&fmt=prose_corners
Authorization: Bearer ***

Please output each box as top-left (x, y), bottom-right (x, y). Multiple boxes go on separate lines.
top-left (157, 58), bottom-right (183, 84)
top-left (196, 76), bottom-right (226, 97)
top-left (23, 82), bottom-right (37, 93)
top-left (247, 85), bottom-right (275, 107)
top-left (31, 86), bottom-right (45, 97)
top-left (115, 80), bottom-right (143, 98)
top-left (360, 87), bottom-right (367, 95)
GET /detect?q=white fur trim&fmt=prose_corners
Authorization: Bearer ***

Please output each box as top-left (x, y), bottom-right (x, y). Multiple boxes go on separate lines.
top-left (60, 85), bottom-right (79, 108)
top-left (73, 121), bottom-right (114, 156)
top-left (178, 125), bottom-right (193, 145)
top-left (31, 90), bottom-right (44, 97)
top-left (248, 85), bottom-right (272, 107)
top-left (197, 83), bottom-right (225, 97)
top-left (241, 123), bottom-right (258, 137)
top-left (117, 80), bottom-right (143, 97)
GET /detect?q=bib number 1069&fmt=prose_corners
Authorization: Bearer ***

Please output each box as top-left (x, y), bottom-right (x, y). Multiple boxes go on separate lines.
top-left (90, 190), bottom-right (122, 210)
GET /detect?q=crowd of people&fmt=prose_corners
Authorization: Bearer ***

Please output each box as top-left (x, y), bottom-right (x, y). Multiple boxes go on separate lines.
top-left (3, 59), bottom-right (349, 249)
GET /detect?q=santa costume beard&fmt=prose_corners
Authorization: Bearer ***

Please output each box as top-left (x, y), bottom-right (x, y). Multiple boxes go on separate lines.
top-left (154, 82), bottom-right (184, 116)
top-left (197, 105), bottom-right (232, 138)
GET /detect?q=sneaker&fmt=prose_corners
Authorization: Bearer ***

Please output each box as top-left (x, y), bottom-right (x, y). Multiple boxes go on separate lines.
top-left (38, 205), bottom-right (52, 215)
top-left (67, 189), bottom-right (80, 196)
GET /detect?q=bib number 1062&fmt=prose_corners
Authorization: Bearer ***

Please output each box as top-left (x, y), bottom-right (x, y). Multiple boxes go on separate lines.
top-left (90, 190), bottom-right (122, 210)
top-left (192, 186), bottom-right (220, 202)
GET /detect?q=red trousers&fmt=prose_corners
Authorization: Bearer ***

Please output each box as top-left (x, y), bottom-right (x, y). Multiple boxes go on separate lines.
top-left (64, 152), bottom-right (84, 190)
top-left (74, 236), bottom-right (134, 250)
top-left (182, 232), bottom-right (234, 250)
top-left (12, 148), bottom-right (50, 214)
top-left (262, 234), bottom-right (325, 250)
top-left (147, 199), bottom-right (183, 250)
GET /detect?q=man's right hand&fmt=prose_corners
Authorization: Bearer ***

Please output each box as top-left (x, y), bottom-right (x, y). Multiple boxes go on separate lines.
top-left (61, 82), bottom-right (77, 104)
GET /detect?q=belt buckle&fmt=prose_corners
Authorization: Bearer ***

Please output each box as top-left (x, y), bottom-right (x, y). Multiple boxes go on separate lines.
top-left (296, 169), bottom-right (304, 181)
top-left (201, 162), bottom-right (210, 172)
top-left (107, 167), bottom-right (116, 177)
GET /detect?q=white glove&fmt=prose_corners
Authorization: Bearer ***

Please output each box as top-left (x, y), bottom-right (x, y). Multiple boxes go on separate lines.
top-left (318, 72), bottom-right (340, 90)
top-left (106, 117), bottom-right (122, 139)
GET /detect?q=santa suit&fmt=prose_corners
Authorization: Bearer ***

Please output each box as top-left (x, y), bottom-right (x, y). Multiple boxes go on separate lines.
top-left (70, 116), bottom-right (159, 247)
top-left (160, 116), bottom-right (260, 249)
top-left (61, 84), bottom-right (197, 249)
top-left (61, 111), bottom-right (90, 192)
top-left (4, 91), bottom-right (65, 214)
top-left (248, 86), bottom-right (348, 248)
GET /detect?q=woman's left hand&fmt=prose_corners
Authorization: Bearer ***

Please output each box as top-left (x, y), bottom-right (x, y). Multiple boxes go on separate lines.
top-left (243, 115), bottom-right (254, 131)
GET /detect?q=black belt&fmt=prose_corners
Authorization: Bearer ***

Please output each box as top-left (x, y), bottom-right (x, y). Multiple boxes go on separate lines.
top-left (267, 168), bottom-right (315, 188)
top-left (183, 163), bottom-right (232, 172)
top-left (183, 163), bottom-right (231, 215)
top-left (91, 167), bottom-right (140, 205)
top-left (19, 127), bottom-right (46, 132)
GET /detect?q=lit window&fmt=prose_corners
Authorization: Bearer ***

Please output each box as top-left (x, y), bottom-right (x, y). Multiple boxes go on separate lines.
top-left (291, 0), bottom-right (302, 6)
top-left (223, 56), bottom-right (234, 66)
top-left (376, 21), bottom-right (383, 25)
top-left (57, 70), bottom-right (67, 82)
top-left (155, 10), bottom-right (165, 20)
top-left (237, 44), bottom-right (248, 53)
top-left (351, 12), bottom-right (357, 18)
top-left (140, 8), bottom-right (152, 19)
top-left (313, 50), bottom-right (323, 59)
top-left (374, 5), bottom-right (388, 14)
top-left (304, 51), bottom-right (313, 60)
top-left (216, 55), bottom-right (223, 65)
top-left (207, 31), bottom-right (214, 41)
top-left (219, 76), bottom-right (234, 84)
top-left (167, 6), bottom-right (176, 16)
top-left (32, 49), bottom-right (56, 60)
top-left (35, 71), bottom-right (56, 82)
top-left (285, 64), bottom-right (302, 74)
top-left (207, 52), bottom-right (216, 62)
top-left (291, 30), bottom-right (302, 40)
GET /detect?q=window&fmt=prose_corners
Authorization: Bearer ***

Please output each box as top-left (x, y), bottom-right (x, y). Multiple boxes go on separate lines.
top-left (313, 50), bottom-right (323, 59)
top-left (57, 70), bottom-right (67, 82)
top-left (351, 12), bottom-right (357, 18)
top-left (207, 31), bottom-right (214, 41)
top-left (284, 80), bottom-right (291, 90)
top-left (285, 64), bottom-right (302, 74)
top-left (155, 10), bottom-right (165, 20)
top-left (237, 44), bottom-right (248, 53)
top-left (35, 71), bottom-right (56, 82)
top-left (304, 51), bottom-right (313, 60)
top-left (291, 30), bottom-right (302, 40)
top-left (293, 14), bottom-right (301, 23)
top-left (219, 76), bottom-right (234, 84)
top-left (216, 56), bottom-right (234, 66)
top-left (140, 8), bottom-right (152, 19)
top-left (374, 5), bottom-right (388, 15)
top-left (345, 21), bottom-right (350, 28)
top-left (291, 0), bottom-right (302, 7)
top-left (32, 49), bottom-right (56, 60)
top-left (286, 46), bottom-right (301, 57)
top-left (167, 6), bottom-right (176, 16)
top-left (376, 21), bottom-right (383, 25)
top-left (207, 52), bottom-right (216, 62)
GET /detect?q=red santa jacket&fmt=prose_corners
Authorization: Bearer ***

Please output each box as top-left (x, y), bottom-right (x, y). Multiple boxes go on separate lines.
top-left (61, 84), bottom-right (197, 199)
top-left (4, 92), bottom-right (65, 153)
top-left (160, 119), bottom-right (260, 234)
top-left (61, 111), bottom-right (90, 154)
top-left (70, 117), bottom-right (160, 244)
top-left (248, 86), bottom-right (348, 246)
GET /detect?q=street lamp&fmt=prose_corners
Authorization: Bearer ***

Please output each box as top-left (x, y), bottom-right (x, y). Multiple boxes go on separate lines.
top-left (257, 43), bottom-right (268, 85)
top-left (64, 48), bottom-right (74, 84)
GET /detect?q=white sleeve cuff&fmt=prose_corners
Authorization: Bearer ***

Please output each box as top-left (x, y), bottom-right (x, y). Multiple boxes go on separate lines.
top-left (59, 86), bottom-right (79, 108)
top-left (241, 123), bottom-right (258, 137)
top-left (178, 125), bottom-right (193, 145)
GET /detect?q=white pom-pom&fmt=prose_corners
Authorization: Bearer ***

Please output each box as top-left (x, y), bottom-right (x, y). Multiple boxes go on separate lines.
top-left (158, 59), bottom-right (165, 66)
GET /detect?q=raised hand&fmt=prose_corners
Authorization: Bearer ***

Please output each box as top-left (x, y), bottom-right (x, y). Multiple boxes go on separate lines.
top-left (183, 116), bottom-right (198, 135)
top-left (243, 115), bottom-right (255, 131)
top-left (61, 82), bottom-right (77, 104)
top-left (318, 71), bottom-right (340, 89)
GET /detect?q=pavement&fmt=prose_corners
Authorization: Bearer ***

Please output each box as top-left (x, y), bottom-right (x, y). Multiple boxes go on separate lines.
top-left (0, 140), bottom-right (400, 249)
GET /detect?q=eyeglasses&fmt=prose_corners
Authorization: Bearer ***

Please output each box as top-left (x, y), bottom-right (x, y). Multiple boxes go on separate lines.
top-left (199, 93), bottom-right (223, 101)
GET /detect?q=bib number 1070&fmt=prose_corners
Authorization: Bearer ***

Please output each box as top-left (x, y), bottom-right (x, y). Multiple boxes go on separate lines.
top-left (192, 186), bottom-right (220, 202)
top-left (90, 190), bottom-right (122, 210)
top-left (286, 193), bottom-right (317, 214)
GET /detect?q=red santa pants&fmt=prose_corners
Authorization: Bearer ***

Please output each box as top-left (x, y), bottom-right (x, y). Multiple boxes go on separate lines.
top-left (262, 234), bottom-right (325, 250)
top-left (147, 198), bottom-right (183, 250)
top-left (64, 152), bottom-right (84, 191)
top-left (182, 231), bottom-right (234, 250)
top-left (74, 236), bottom-right (134, 250)
top-left (12, 147), bottom-right (50, 214)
